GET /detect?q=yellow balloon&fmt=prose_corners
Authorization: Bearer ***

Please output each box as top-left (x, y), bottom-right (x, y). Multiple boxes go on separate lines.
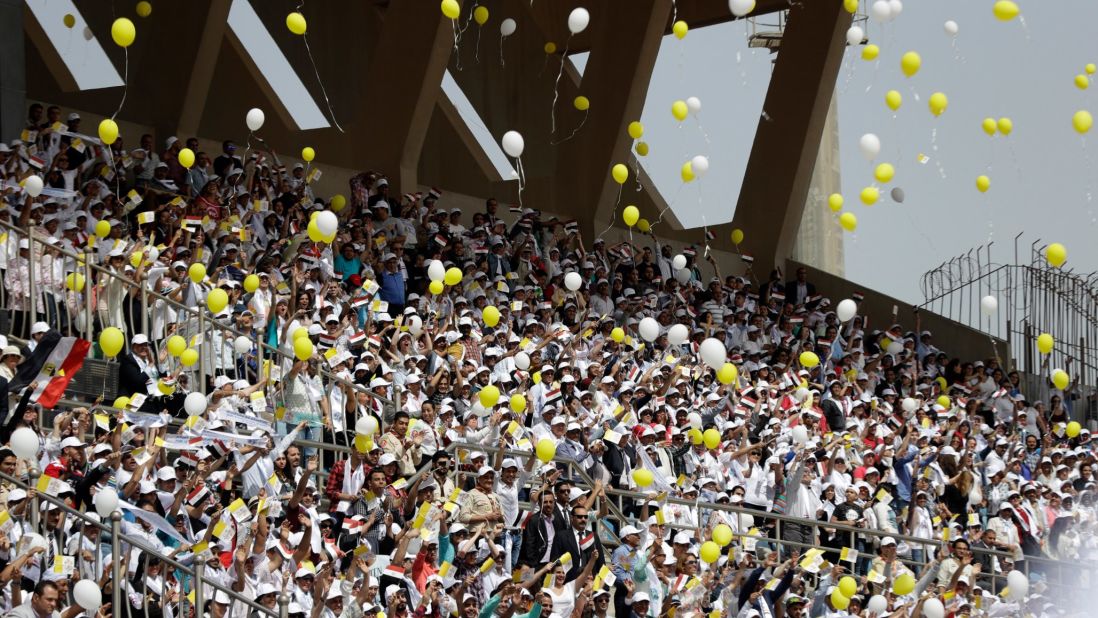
top-left (65, 272), bottom-right (86, 292)
top-left (874, 163), bottom-right (895, 183)
top-left (699, 541), bottom-right (720, 564)
top-left (673, 20), bottom-right (688, 39)
top-left (98, 119), bottom-right (119, 145)
top-left (1067, 421), bottom-right (1082, 438)
top-left (799, 351), bottom-right (820, 368)
top-left (158, 378), bottom-right (176, 396)
top-left (441, 0), bottom-right (461, 20)
top-left (992, 1), bottom-right (1020, 21)
top-left (861, 44), bottom-right (879, 61)
top-left (839, 576), bottom-right (857, 599)
top-left (900, 51), bottom-right (921, 77)
top-left (1076, 75), bottom-right (1090, 90)
top-left (1053, 369), bottom-right (1070, 390)
top-left (843, 0), bottom-right (859, 13)
top-left (573, 96), bottom-right (590, 111)
top-left (111, 17), bottom-right (136, 47)
top-left (301, 147), bottom-right (315, 162)
top-left (63, 14), bottom-right (75, 29)
top-left (622, 205), bottom-right (640, 227)
top-left (330, 194), bottom-right (347, 212)
top-left (429, 280), bottom-right (445, 295)
top-left (444, 267), bottom-right (463, 286)
top-left (632, 469), bottom-right (654, 487)
top-left (681, 161), bottom-right (695, 183)
top-left (717, 363), bottom-right (738, 384)
top-left (536, 438), bottom-right (557, 463)
top-left (830, 589), bottom-right (851, 611)
top-left (510, 394), bottom-right (526, 413)
top-left (307, 220), bottom-right (323, 242)
top-left (544, 41), bottom-right (557, 54)
top-left (712, 524), bottom-right (733, 546)
top-left (688, 428), bottom-right (703, 445)
top-left (166, 335), bottom-right (186, 357)
top-left (637, 218), bottom-right (651, 233)
top-left (99, 327), bottom-right (125, 358)
top-left (610, 327), bottom-right (625, 343)
top-left (188, 263), bottom-right (206, 283)
top-left (1073, 110), bottom-right (1092, 134)
top-left (479, 385), bottom-right (501, 408)
top-left (611, 163), bottom-right (629, 184)
top-left (113, 396), bottom-right (130, 410)
top-left (286, 11), bottom-right (307, 34)
top-left (206, 288), bottom-right (228, 314)
top-left (839, 212), bottom-right (857, 232)
top-left (937, 395), bottom-right (951, 408)
top-left (671, 100), bottom-right (689, 121)
top-left (532, 371), bottom-right (542, 385)
top-left (893, 573), bottom-right (915, 596)
top-left (628, 121), bottom-right (644, 139)
top-left (928, 92), bottom-right (948, 117)
top-left (180, 348), bottom-right (199, 367)
top-left (473, 5), bottom-right (489, 25)
top-left (136, 2), bottom-right (152, 18)
top-left (1088, 63), bottom-right (1097, 75)
top-left (828, 194), bottom-right (844, 212)
top-left (243, 274), bottom-right (260, 293)
top-left (178, 148), bottom-right (195, 169)
top-left (860, 186), bottom-right (880, 206)
top-left (482, 305), bottom-right (501, 327)
top-left (354, 435), bottom-right (372, 454)
top-left (997, 117), bottom-right (1013, 135)
top-left (294, 336), bottom-right (314, 361)
top-left (130, 251), bottom-right (144, 268)
top-left (982, 118), bottom-right (998, 136)
top-left (635, 141), bottom-right (649, 156)
top-left (1037, 333), bottom-right (1054, 354)
top-left (293, 327), bottom-right (310, 341)
top-left (1046, 242), bottom-right (1067, 267)
top-left (976, 175), bottom-right (991, 193)
top-left (731, 228), bottom-right (744, 244)
top-left (885, 90), bottom-right (902, 111)
top-left (95, 220), bottom-right (111, 238)
top-left (703, 428), bottom-right (721, 449)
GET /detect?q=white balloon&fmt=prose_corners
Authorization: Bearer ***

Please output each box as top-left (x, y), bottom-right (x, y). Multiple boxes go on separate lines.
top-left (890, 187), bottom-right (906, 203)
top-left (699, 337), bottom-right (727, 369)
top-left (428, 260), bottom-right (446, 283)
top-left (836, 299), bottom-right (858, 322)
top-left (887, 341), bottom-right (904, 355)
top-left (729, 0), bottom-right (756, 18)
top-left (356, 415), bottom-right (378, 436)
top-left (687, 412), bottom-right (703, 430)
top-left (638, 317), bottom-right (660, 342)
top-left (943, 20), bottom-right (959, 36)
top-left (1006, 570), bottom-right (1028, 600)
top-left (791, 425), bottom-right (809, 445)
top-left (407, 315), bottom-right (423, 336)
top-left (889, 0), bottom-right (904, 18)
top-left (315, 210), bottom-right (338, 237)
top-left (73, 579), bottom-right (103, 611)
top-left (674, 268), bottom-right (692, 285)
top-left (514, 351), bottom-right (531, 370)
top-left (968, 485), bottom-right (983, 506)
top-left (23, 175), bottom-right (43, 198)
top-left (233, 336), bottom-right (252, 355)
top-left (690, 155), bottom-right (709, 176)
top-left (471, 401), bottom-right (488, 417)
top-left (870, 0), bottom-right (892, 23)
top-left (672, 254), bottom-right (687, 271)
top-left (245, 108), bottom-right (265, 132)
top-left (146, 245), bottom-right (160, 262)
top-left (795, 387), bottom-right (810, 402)
top-left (567, 8), bottom-right (589, 34)
top-left (866, 595), bottom-right (888, 615)
top-left (859, 133), bottom-right (881, 161)
top-left (501, 130), bottom-right (524, 158)
top-left (9, 427), bottom-right (38, 460)
top-left (93, 487), bottom-right (119, 518)
top-left (564, 272), bottom-right (583, 292)
top-left (184, 392), bottom-right (208, 416)
top-left (902, 397), bottom-right (917, 413)
top-left (846, 25), bottom-right (864, 46)
top-left (685, 96), bottom-right (702, 114)
top-left (667, 324), bottom-right (689, 346)
top-left (921, 598), bottom-right (943, 618)
top-left (500, 18), bottom-right (516, 36)
top-left (980, 295), bottom-right (998, 315)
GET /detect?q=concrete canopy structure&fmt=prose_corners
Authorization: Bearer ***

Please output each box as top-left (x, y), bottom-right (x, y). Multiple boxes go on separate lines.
top-left (8, 0), bottom-right (849, 276)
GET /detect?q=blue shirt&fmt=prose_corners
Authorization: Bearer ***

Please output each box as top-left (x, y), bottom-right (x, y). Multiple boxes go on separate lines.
top-left (379, 270), bottom-right (405, 305)
top-left (334, 254), bottom-right (362, 282)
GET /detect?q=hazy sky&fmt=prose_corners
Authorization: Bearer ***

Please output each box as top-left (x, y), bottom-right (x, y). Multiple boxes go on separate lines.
top-left (576, 0), bottom-right (1098, 304)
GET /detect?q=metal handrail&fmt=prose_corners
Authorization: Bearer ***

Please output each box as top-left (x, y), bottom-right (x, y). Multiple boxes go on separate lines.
top-left (0, 219), bottom-right (398, 411)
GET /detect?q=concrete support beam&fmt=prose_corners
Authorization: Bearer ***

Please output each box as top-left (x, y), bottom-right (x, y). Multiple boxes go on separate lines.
top-left (177, 0), bottom-right (231, 137)
top-left (0, 0), bottom-right (25, 142)
top-left (728, 0), bottom-right (850, 278)
top-left (355, 2), bottom-right (452, 194)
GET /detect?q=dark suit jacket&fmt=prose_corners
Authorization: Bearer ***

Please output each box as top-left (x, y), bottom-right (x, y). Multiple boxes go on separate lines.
top-left (118, 353), bottom-right (153, 397)
top-left (550, 525), bottom-right (606, 582)
top-left (783, 280), bottom-right (817, 306)
top-left (520, 511), bottom-right (554, 568)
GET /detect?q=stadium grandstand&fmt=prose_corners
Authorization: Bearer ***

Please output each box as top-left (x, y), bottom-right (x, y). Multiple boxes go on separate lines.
top-left (0, 2), bottom-right (1096, 618)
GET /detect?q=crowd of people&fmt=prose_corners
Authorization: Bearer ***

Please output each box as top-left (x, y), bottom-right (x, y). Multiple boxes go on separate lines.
top-left (0, 102), bottom-right (1096, 618)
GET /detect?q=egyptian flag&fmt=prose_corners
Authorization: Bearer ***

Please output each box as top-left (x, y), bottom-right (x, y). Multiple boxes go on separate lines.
top-left (579, 532), bottom-right (595, 551)
top-left (11, 331), bottom-right (90, 406)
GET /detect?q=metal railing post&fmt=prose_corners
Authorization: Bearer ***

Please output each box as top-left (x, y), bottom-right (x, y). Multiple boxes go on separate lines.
top-left (27, 231), bottom-right (37, 336)
top-left (84, 251), bottom-right (94, 348)
top-left (140, 284), bottom-right (149, 336)
top-left (198, 309), bottom-right (207, 395)
top-left (194, 559), bottom-right (205, 617)
top-left (111, 512), bottom-right (123, 616)
top-left (278, 594), bottom-right (289, 618)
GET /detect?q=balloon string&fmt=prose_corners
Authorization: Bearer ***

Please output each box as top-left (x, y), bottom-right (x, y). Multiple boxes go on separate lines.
top-left (301, 32), bottom-right (345, 132)
top-left (475, 25), bottom-right (482, 64)
top-left (648, 182), bottom-right (686, 235)
top-left (452, 21), bottom-right (462, 71)
top-left (499, 34), bottom-right (506, 68)
top-left (550, 110), bottom-right (587, 145)
top-left (930, 126), bottom-right (946, 179)
top-left (516, 157), bottom-right (526, 207)
top-left (596, 184), bottom-right (623, 240)
top-left (550, 36), bottom-right (572, 135)
top-left (693, 115), bottom-right (711, 145)
top-left (110, 49), bottom-right (129, 121)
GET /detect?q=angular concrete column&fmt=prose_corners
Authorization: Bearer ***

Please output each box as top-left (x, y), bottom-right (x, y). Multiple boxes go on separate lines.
top-left (728, 0), bottom-right (851, 277)
top-left (0, 0), bottom-right (25, 142)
